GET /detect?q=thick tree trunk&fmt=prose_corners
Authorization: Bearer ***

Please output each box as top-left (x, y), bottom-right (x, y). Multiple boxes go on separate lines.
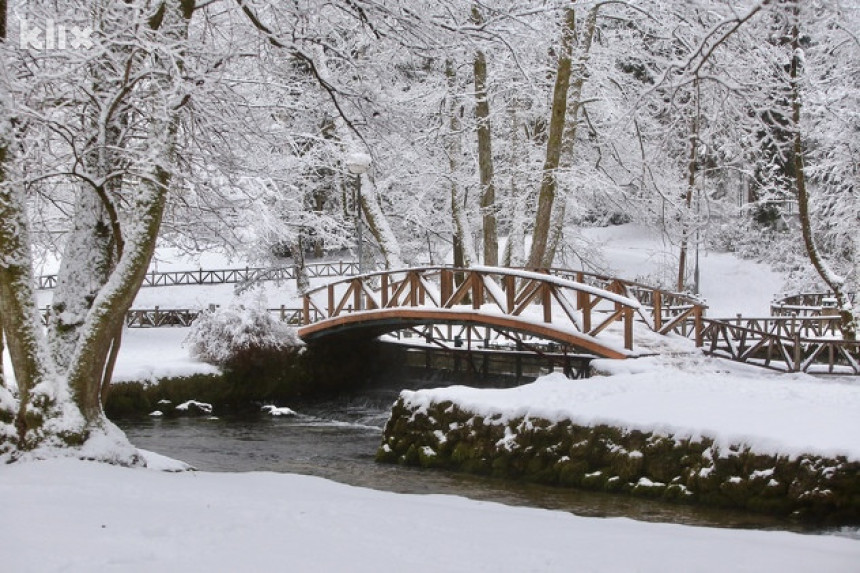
top-left (543, 5), bottom-right (600, 268)
top-left (527, 7), bottom-right (576, 269)
top-left (472, 6), bottom-right (497, 266)
top-left (0, 183), bottom-right (72, 446)
top-left (49, 189), bottom-right (115, 370)
top-left (789, 5), bottom-right (855, 340)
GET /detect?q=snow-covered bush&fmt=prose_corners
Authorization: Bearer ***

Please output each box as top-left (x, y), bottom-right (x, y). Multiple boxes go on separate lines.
top-left (185, 298), bottom-right (303, 367)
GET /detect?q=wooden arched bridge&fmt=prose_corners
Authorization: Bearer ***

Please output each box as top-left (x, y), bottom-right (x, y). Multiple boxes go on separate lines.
top-left (37, 262), bottom-right (859, 374)
top-left (297, 266), bottom-right (705, 360)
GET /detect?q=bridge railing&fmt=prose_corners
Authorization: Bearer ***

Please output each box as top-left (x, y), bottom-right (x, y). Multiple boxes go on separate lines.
top-left (549, 268), bottom-right (707, 344)
top-left (770, 292), bottom-right (856, 317)
top-left (301, 266), bottom-right (653, 352)
top-left (700, 315), bottom-right (859, 374)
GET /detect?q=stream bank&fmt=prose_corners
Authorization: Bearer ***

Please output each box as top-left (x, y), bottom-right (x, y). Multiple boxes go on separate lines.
top-left (377, 396), bottom-right (859, 526)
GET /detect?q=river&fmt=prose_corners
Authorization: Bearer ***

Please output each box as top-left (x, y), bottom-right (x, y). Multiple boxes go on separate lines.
top-left (118, 383), bottom-right (824, 534)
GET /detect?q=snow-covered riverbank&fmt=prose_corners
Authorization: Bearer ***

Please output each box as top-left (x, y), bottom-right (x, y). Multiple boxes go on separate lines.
top-left (2, 457), bottom-right (857, 573)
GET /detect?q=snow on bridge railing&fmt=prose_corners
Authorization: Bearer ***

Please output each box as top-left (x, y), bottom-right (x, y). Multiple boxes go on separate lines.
top-left (699, 315), bottom-right (858, 374)
top-left (771, 292), bottom-right (856, 317)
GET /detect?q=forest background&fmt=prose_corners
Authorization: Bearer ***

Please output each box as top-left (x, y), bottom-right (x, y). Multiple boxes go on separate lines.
top-left (0, 0), bottom-right (857, 458)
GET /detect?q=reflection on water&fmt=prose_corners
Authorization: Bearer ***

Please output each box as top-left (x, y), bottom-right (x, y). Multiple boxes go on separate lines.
top-left (118, 387), bottom-right (833, 534)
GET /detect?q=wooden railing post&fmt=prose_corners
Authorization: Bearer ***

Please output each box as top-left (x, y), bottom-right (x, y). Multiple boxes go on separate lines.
top-left (505, 274), bottom-right (515, 314)
top-left (694, 306), bottom-right (704, 347)
top-left (381, 273), bottom-right (389, 307)
top-left (624, 307), bottom-right (633, 350)
top-left (653, 290), bottom-right (662, 331)
top-left (793, 332), bottom-right (802, 372)
top-left (439, 269), bottom-right (452, 306)
top-left (353, 278), bottom-right (362, 311)
top-left (328, 284), bottom-right (335, 317)
top-left (542, 285), bottom-right (552, 323)
top-left (303, 296), bottom-right (310, 324)
top-left (582, 294), bottom-right (591, 333)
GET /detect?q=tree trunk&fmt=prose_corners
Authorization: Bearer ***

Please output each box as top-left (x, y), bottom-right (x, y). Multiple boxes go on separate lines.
top-left (49, 189), bottom-right (115, 371)
top-left (503, 97), bottom-right (525, 267)
top-left (543, 4), bottom-right (600, 268)
top-left (291, 235), bottom-right (310, 295)
top-left (360, 177), bottom-right (404, 270)
top-left (678, 80), bottom-right (700, 293)
top-left (0, 184), bottom-right (62, 446)
top-left (445, 59), bottom-right (476, 269)
top-left (527, 6), bottom-right (577, 269)
top-left (472, 6), bottom-right (498, 266)
top-left (788, 3), bottom-right (855, 340)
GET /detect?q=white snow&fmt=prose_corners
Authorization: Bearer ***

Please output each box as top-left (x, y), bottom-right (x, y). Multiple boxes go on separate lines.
top-left (4, 224), bottom-right (858, 571)
top-left (581, 224), bottom-right (785, 316)
top-left (399, 356), bottom-right (860, 459)
top-left (1, 458), bottom-right (857, 573)
top-left (261, 404), bottom-right (297, 416)
top-left (174, 400), bottom-right (213, 414)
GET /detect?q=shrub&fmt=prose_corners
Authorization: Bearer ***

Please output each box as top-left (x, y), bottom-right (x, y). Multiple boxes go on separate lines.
top-left (185, 296), bottom-right (303, 366)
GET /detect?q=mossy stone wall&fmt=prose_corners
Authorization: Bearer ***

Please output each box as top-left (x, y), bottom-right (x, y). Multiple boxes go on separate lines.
top-left (377, 398), bottom-right (860, 525)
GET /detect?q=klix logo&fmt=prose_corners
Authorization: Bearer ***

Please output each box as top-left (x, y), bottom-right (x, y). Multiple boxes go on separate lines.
top-left (19, 19), bottom-right (94, 51)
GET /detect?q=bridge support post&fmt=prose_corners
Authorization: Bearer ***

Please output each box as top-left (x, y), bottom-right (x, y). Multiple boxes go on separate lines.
top-left (624, 307), bottom-right (633, 350)
top-left (381, 274), bottom-right (389, 307)
top-left (653, 291), bottom-right (662, 331)
top-left (694, 306), bottom-right (704, 348)
top-left (793, 332), bottom-right (802, 372)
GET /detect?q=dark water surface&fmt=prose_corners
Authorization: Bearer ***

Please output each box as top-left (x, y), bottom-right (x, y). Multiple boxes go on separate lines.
top-left (117, 386), bottom-right (838, 535)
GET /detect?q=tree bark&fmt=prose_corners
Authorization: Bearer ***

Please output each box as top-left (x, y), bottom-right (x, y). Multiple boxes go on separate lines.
top-left (678, 80), bottom-right (700, 293)
top-left (788, 3), bottom-right (855, 340)
top-left (543, 4), bottom-right (600, 268)
top-left (359, 177), bottom-right (404, 270)
top-left (49, 189), bottom-right (115, 371)
top-left (503, 97), bottom-right (525, 267)
top-left (527, 6), bottom-right (576, 270)
top-left (445, 59), bottom-right (476, 269)
top-left (0, 184), bottom-right (59, 445)
top-left (472, 6), bottom-right (498, 266)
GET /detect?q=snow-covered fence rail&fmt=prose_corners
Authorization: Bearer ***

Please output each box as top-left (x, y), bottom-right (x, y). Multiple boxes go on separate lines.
top-left (700, 316), bottom-right (859, 374)
top-left (35, 261), bottom-right (360, 290)
top-left (771, 292), bottom-right (857, 317)
top-left (549, 268), bottom-right (706, 344)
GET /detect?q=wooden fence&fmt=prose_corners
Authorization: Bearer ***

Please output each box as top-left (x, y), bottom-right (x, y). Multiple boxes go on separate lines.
top-left (36, 261), bottom-right (360, 290)
top-left (700, 315), bottom-right (859, 374)
top-left (39, 305), bottom-right (316, 329)
top-left (771, 292), bottom-right (856, 317)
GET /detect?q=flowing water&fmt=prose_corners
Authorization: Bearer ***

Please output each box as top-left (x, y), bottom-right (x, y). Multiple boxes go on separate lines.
top-left (118, 383), bottom-right (832, 534)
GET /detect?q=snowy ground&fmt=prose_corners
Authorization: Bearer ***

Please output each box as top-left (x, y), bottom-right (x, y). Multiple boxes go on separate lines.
top-left (4, 224), bottom-right (858, 571)
top-left (2, 458), bottom-right (858, 573)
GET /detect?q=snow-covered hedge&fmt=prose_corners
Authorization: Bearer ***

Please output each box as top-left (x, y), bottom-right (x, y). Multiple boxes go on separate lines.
top-left (185, 298), bottom-right (303, 366)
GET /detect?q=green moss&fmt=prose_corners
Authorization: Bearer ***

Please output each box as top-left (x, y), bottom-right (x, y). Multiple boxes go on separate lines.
top-left (378, 396), bottom-right (860, 525)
